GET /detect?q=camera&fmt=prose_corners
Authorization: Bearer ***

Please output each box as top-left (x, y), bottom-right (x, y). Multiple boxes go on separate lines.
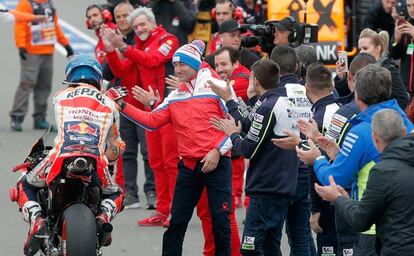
top-left (241, 20), bottom-right (318, 53)
top-left (240, 24), bottom-right (274, 53)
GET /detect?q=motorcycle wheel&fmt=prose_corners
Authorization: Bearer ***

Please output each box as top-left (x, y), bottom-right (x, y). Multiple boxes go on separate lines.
top-left (61, 203), bottom-right (97, 256)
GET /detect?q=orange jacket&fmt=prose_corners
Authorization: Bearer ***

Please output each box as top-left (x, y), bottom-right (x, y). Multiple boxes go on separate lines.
top-left (14, 0), bottom-right (69, 55)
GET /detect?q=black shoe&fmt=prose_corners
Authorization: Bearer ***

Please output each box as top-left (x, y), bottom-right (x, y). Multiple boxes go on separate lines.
top-left (145, 190), bottom-right (157, 210)
top-left (11, 117), bottom-right (23, 132)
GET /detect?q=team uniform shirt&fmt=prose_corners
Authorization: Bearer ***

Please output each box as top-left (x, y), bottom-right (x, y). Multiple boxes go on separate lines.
top-left (325, 94), bottom-right (360, 147)
top-left (229, 64), bottom-right (250, 101)
top-left (107, 25), bottom-right (179, 109)
top-left (121, 67), bottom-right (232, 164)
top-left (14, 0), bottom-right (69, 54)
top-left (208, 32), bottom-right (221, 54)
top-left (94, 22), bottom-right (117, 64)
top-left (226, 83), bottom-right (313, 198)
top-left (26, 84), bottom-right (125, 188)
top-left (309, 94), bottom-right (341, 213)
top-left (314, 99), bottom-right (413, 220)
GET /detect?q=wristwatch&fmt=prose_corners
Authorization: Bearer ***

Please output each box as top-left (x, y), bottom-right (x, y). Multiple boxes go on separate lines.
top-left (149, 98), bottom-right (156, 109)
top-left (118, 100), bottom-right (126, 111)
top-left (119, 44), bottom-right (128, 53)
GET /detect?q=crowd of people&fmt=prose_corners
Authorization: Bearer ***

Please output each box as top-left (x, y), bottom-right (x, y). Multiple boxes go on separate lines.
top-left (7, 0), bottom-right (414, 255)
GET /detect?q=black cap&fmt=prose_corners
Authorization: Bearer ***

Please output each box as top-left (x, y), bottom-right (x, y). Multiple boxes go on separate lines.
top-left (219, 20), bottom-right (247, 34)
top-left (273, 17), bottom-right (295, 31)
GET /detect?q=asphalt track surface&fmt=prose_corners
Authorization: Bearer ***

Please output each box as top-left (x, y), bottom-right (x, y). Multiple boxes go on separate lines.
top-left (0, 1), bottom-right (295, 255)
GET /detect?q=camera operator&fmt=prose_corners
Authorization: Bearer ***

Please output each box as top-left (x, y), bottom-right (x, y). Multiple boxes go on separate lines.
top-left (205, 20), bottom-right (259, 69)
top-left (241, 16), bottom-right (318, 56)
top-left (273, 17), bottom-right (297, 47)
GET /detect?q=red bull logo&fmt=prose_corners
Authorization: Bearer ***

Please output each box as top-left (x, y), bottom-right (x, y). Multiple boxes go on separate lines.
top-left (67, 122), bottom-right (98, 136)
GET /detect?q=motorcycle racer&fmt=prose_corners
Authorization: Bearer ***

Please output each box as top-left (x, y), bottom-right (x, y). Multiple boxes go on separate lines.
top-left (14, 54), bottom-right (125, 256)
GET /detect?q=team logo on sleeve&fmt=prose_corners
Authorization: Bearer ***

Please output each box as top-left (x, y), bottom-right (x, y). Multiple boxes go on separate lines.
top-left (253, 113), bottom-right (264, 123)
top-left (159, 43), bottom-right (172, 56)
top-left (241, 236), bottom-right (255, 250)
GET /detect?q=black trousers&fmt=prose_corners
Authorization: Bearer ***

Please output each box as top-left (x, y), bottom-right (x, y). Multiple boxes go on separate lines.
top-left (162, 157), bottom-right (232, 256)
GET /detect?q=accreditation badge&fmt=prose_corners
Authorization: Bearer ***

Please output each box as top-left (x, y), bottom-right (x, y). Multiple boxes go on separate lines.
top-left (407, 44), bottom-right (414, 55)
top-left (31, 21), bottom-right (57, 45)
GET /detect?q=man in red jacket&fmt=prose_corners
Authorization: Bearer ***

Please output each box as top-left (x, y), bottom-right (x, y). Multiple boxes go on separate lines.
top-left (214, 45), bottom-right (249, 208)
top-left (85, 4), bottom-right (117, 64)
top-left (196, 45), bottom-right (251, 256)
top-left (107, 40), bottom-right (232, 256)
top-left (101, 7), bottom-right (180, 225)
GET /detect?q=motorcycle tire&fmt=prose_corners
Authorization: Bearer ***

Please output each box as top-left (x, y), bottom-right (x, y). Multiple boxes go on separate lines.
top-left (61, 203), bottom-right (97, 256)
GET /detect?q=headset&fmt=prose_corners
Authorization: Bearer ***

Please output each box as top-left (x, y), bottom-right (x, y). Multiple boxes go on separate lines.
top-left (286, 16), bottom-right (298, 44)
top-left (85, 4), bottom-right (113, 30)
top-left (211, 0), bottom-right (245, 24)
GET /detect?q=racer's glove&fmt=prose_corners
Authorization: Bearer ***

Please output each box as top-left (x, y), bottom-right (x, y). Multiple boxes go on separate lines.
top-left (19, 47), bottom-right (27, 60)
top-left (64, 44), bottom-right (74, 58)
top-left (106, 87), bottom-right (128, 110)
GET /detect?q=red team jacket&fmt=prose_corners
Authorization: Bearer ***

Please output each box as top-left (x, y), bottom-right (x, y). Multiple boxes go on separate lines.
top-left (106, 25), bottom-right (179, 110)
top-left (229, 64), bottom-right (250, 101)
top-left (122, 66), bottom-right (233, 164)
top-left (95, 22), bottom-right (117, 64)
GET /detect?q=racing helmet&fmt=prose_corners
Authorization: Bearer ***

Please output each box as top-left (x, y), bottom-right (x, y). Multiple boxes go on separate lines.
top-left (65, 54), bottom-right (102, 88)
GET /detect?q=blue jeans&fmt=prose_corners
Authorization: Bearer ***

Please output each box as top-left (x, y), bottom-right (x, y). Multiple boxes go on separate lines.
top-left (241, 196), bottom-right (289, 256)
top-left (286, 172), bottom-right (316, 256)
top-left (162, 157), bottom-right (232, 256)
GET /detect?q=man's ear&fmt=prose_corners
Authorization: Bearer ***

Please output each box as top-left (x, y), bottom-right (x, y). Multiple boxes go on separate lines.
top-left (402, 127), bottom-right (407, 136)
top-left (372, 130), bottom-right (382, 150)
top-left (234, 60), bottom-right (240, 68)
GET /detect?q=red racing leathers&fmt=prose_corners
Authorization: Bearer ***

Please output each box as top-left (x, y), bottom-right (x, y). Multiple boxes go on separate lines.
top-left (106, 25), bottom-right (180, 216)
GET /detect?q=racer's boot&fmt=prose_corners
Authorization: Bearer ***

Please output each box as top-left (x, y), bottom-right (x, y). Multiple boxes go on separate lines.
top-left (96, 199), bottom-right (117, 247)
top-left (22, 201), bottom-right (47, 256)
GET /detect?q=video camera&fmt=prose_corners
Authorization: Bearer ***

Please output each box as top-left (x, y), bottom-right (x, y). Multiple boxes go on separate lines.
top-left (241, 20), bottom-right (318, 53)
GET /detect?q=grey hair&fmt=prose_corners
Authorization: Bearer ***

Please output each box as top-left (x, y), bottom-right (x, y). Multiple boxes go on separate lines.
top-left (127, 7), bottom-right (156, 27)
top-left (114, 2), bottom-right (134, 16)
top-left (372, 109), bottom-right (405, 145)
top-left (295, 45), bottom-right (317, 69)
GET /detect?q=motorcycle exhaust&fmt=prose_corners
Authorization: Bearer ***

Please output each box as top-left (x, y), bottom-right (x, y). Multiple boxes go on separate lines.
top-left (72, 157), bottom-right (88, 172)
top-left (97, 222), bottom-right (113, 247)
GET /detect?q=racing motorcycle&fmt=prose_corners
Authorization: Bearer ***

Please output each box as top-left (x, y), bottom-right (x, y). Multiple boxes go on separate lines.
top-left (9, 127), bottom-right (113, 256)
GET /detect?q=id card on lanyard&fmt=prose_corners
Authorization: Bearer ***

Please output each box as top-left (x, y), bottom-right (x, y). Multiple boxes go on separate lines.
top-left (31, 21), bottom-right (57, 45)
top-left (407, 43), bottom-right (414, 55)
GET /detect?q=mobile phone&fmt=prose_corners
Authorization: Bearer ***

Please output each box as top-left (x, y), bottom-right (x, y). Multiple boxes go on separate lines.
top-left (298, 140), bottom-right (311, 151)
top-left (396, 1), bottom-right (406, 17)
top-left (337, 50), bottom-right (348, 73)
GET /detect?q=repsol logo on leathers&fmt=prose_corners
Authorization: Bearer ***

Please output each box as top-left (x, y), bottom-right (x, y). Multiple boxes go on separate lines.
top-left (66, 88), bottom-right (106, 104)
